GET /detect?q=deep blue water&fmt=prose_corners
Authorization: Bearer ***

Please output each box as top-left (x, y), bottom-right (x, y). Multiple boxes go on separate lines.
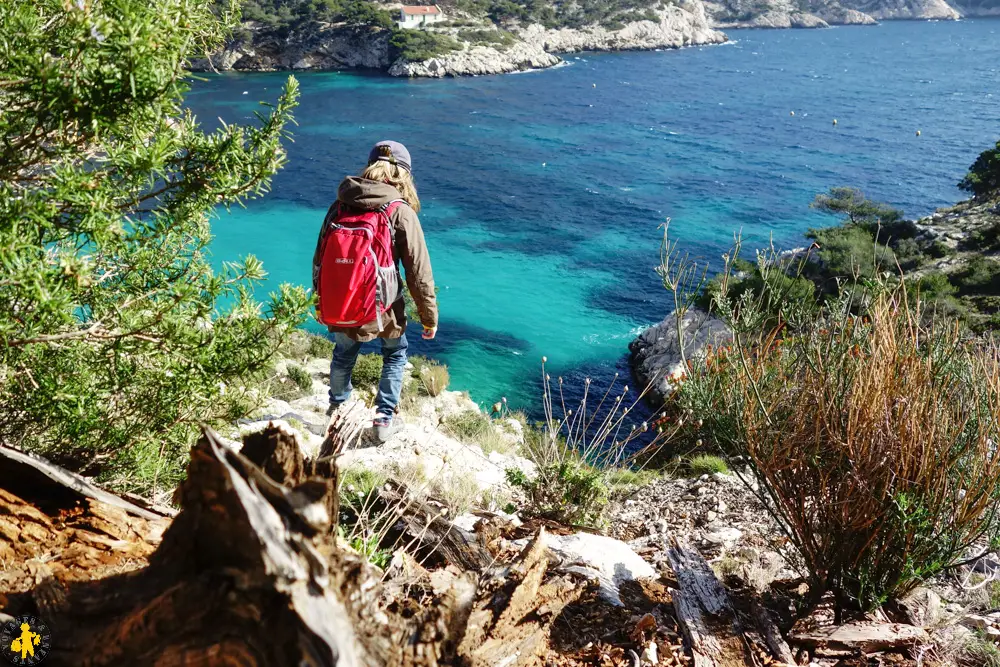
top-left (186, 19), bottom-right (1000, 413)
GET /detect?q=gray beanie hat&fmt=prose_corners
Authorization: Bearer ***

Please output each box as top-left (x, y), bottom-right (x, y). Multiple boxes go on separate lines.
top-left (368, 140), bottom-right (412, 173)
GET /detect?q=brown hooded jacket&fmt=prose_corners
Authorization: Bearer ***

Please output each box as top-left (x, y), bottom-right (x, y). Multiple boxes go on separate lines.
top-left (313, 176), bottom-right (438, 342)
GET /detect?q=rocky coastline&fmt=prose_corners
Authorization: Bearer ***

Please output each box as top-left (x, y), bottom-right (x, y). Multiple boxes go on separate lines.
top-left (188, 0), bottom-right (999, 79)
top-left (191, 3), bottom-right (726, 78)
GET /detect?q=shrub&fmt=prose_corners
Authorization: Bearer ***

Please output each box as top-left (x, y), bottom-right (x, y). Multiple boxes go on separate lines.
top-left (456, 28), bottom-right (516, 47)
top-left (416, 358), bottom-right (450, 397)
top-left (508, 367), bottom-right (675, 527)
top-left (338, 467), bottom-right (393, 568)
top-left (308, 333), bottom-right (335, 359)
top-left (687, 454), bottom-right (728, 476)
top-left (962, 219), bottom-right (1000, 253)
top-left (506, 459), bottom-right (609, 527)
top-left (286, 363), bottom-right (314, 393)
top-left (811, 187), bottom-right (908, 238)
top-left (686, 275), bottom-right (1000, 612)
top-left (960, 139), bottom-right (1000, 200)
top-left (952, 256), bottom-right (1000, 296)
top-left (390, 29), bottom-right (461, 62)
top-left (443, 409), bottom-right (513, 455)
top-left (339, 0), bottom-right (395, 29)
top-left (0, 0), bottom-right (309, 495)
top-left (351, 353), bottom-right (383, 388)
top-left (267, 374), bottom-right (308, 403)
top-left (280, 330), bottom-right (312, 359)
top-left (806, 224), bottom-right (895, 283)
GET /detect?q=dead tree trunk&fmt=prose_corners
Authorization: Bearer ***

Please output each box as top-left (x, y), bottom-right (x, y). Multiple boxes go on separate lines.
top-left (1, 425), bottom-right (588, 667)
top-left (4, 428), bottom-right (391, 666)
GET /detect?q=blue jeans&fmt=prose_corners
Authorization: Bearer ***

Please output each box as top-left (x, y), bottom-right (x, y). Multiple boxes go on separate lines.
top-left (329, 332), bottom-right (408, 417)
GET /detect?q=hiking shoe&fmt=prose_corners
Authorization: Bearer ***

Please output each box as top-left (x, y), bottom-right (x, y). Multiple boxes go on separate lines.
top-left (372, 414), bottom-right (400, 443)
top-left (325, 402), bottom-right (341, 417)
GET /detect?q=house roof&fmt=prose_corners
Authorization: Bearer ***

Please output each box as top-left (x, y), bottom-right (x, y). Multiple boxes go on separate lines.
top-left (400, 5), bottom-right (441, 15)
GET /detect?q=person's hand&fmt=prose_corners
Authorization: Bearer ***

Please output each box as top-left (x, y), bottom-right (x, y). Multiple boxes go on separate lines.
top-left (422, 326), bottom-right (437, 340)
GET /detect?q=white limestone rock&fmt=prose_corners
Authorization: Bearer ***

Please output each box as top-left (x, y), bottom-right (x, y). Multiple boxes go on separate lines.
top-left (629, 307), bottom-right (732, 403)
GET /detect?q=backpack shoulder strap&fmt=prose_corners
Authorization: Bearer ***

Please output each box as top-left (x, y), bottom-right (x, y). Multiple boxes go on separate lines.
top-left (380, 199), bottom-right (407, 217)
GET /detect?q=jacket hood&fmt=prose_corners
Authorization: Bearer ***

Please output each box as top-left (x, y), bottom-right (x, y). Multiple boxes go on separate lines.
top-left (337, 176), bottom-right (402, 211)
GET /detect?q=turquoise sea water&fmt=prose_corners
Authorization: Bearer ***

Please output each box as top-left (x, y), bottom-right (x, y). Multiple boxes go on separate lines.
top-left (186, 20), bottom-right (1000, 412)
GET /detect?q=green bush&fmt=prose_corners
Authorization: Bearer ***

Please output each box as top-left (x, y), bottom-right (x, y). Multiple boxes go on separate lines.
top-left (340, 0), bottom-right (395, 29)
top-left (960, 139), bottom-right (1000, 200)
top-left (444, 409), bottom-right (491, 440)
top-left (812, 187), bottom-right (908, 238)
top-left (457, 28), bottom-right (516, 47)
top-left (351, 353), bottom-right (383, 388)
top-left (687, 454), bottom-right (728, 476)
top-left (308, 333), bottom-right (335, 359)
top-left (506, 458), bottom-right (609, 527)
top-left (0, 1), bottom-right (309, 495)
top-left (286, 363), bottom-right (314, 393)
top-left (390, 29), bottom-right (461, 62)
top-left (228, 0), bottom-right (395, 31)
top-left (962, 219), bottom-right (1000, 253)
top-left (338, 467), bottom-right (392, 568)
top-left (807, 224), bottom-right (895, 282)
top-left (952, 256), bottom-right (1000, 296)
top-left (443, 409), bottom-right (513, 455)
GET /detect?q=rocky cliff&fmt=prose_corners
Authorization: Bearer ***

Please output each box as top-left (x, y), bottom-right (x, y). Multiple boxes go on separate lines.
top-left (191, 0), bottom-right (998, 78)
top-left (191, 3), bottom-right (725, 78)
top-left (189, 24), bottom-right (392, 72)
top-left (518, 2), bottom-right (727, 53)
top-left (703, 0), bottom-right (1000, 28)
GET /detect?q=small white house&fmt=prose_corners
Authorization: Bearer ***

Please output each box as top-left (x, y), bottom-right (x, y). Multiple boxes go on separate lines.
top-left (397, 5), bottom-right (445, 29)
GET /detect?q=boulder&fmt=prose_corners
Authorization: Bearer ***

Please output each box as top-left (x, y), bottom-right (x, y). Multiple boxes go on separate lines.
top-left (539, 532), bottom-right (657, 606)
top-left (629, 307), bottom-right (731, 403)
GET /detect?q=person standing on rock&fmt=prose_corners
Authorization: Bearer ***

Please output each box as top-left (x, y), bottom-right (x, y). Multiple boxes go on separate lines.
top-left (313, 141), bottom-right (438, 442)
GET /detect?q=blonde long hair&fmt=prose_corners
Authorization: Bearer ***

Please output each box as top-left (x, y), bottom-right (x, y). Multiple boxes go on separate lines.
top-left (361, 161), bottom-right (421, 213)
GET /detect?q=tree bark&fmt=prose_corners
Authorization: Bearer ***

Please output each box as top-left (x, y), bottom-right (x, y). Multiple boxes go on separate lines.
top-left (5, 427), bottom-right (389, 666)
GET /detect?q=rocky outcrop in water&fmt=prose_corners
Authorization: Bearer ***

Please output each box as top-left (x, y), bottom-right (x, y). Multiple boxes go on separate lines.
top-left (628, 308), bottom-right (732, 404)
top-left (851, 0), bottom-right (960, 19)
top-left (388, 41), bottom-right (561, 78)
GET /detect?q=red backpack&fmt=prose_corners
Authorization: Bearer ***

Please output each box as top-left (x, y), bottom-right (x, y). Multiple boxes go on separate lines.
top-left (313, 200), bottom-right (404, 331)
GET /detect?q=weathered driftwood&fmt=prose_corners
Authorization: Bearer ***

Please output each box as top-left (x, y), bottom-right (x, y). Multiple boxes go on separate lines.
top-left (750, 599), bottom-right (796, 665)
top-left (663, 533), bottom-right (788, 667)
top-left (457, 529), bottom-right (584, 667)
top-left (789, 622), bottom-right (929, 654)
top-left (0, 448), bottom-right (170, 609)
top-left (240, 421), bottom-right (340, 534)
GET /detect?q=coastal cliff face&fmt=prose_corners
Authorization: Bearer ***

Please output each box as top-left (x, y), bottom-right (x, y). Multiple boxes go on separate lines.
top-left (703, 0), bottom-right (982, 27)
top-left (189, 24), bottom-right (391, 72)
top-left (191, 0), bottom-right (997, 78)
top-left (518, 3), bottom-right (727, 53)
top-left (192, 3), bottom-right (726, 78)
